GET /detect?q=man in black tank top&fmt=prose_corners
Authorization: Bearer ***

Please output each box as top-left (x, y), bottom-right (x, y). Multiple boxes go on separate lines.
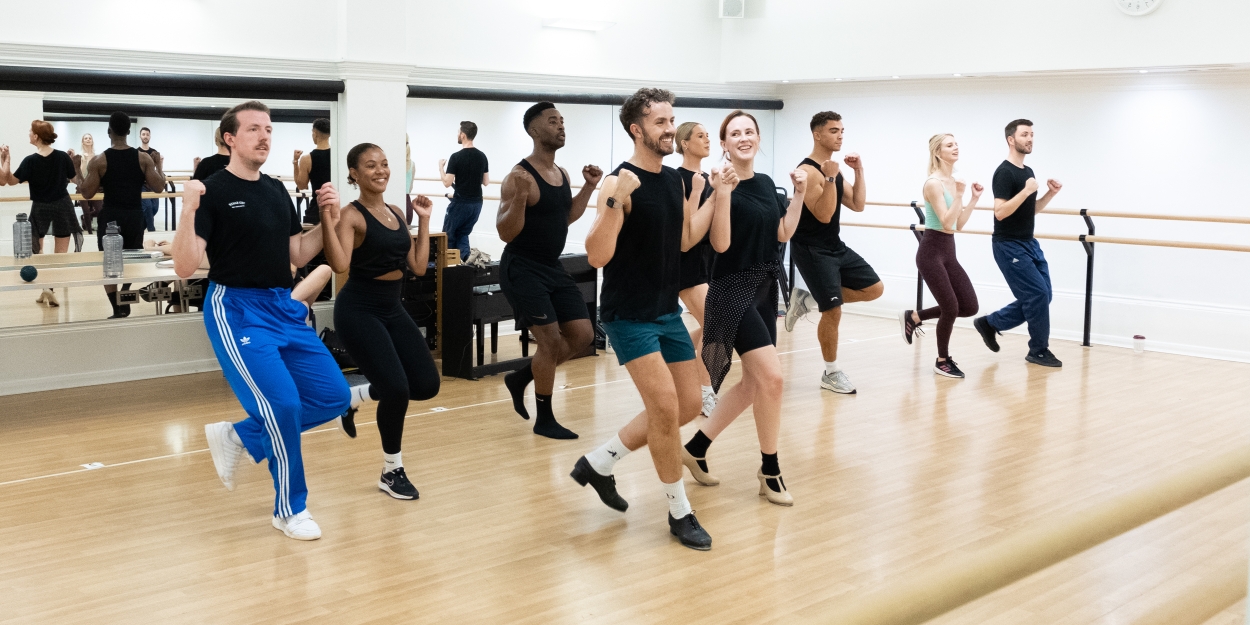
top-left (79, 111), bottom-right (166, 318)
top-left (497, 103), bottom-right (602, 441)
top-left (786, 111), bottom-right (883, 395)
top-left (569, 88), bottom-right (713, 552)
top-left (294, 118), bottom-right (331, 225)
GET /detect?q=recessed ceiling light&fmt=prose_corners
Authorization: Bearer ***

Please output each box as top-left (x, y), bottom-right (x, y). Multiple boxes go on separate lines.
top-left (1139, 69), bottom-right (1148, 73)
top-left (835, 78), bottom-right (842, 81)
top-left (953, 73), bottom-right (962, 77)
top-left (782, 80), bottom-right (789, 83)
top-left (542, 18), bottom-right (614, 31)
top-left (892, 76), bottom-right (900, 79)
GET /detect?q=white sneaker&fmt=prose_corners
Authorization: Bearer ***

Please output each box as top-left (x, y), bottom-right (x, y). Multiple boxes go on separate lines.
top-left (272, 510), bottom-right (322, 540)
top-left (784, 287), bottom-right (812, 332)
top-left (701, 388), bottom-right (718, 417)
top-left (821, 370), bottom-right (857, 395)
top-left (204, 421), bottom-right (246, 491)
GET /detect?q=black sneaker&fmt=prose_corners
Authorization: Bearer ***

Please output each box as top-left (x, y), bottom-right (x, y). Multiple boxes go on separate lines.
top-left (1026, 349), bottom-right (1062, 368)
top-left (336, 407), bottom-right (358, 439)
top-left (973, 316), bottom-right (1000, 352)
top-left (668, 512), bottom-right (712, 551)
top-left (379, 467), bottom-right (419, 500)
top-left (898, 310), bottom-right (925, 345)
top-left (933, 358), bottom-right (965, 378)
top-left (570, 456), bottom-right (629, 512)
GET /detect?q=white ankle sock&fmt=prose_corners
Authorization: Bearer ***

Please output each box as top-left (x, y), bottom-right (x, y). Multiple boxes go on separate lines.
top-left (825, 361), bottom-right (840, 375)
top-left (662, 479), bottom-right (693, 519)
top-left (349, 384), bottom-right (371, 408)
top-left (585, 434), bottom-right (631, 476)
top-left (701, 385), bottom-right (714, 397)
top-left (383, 452), bottom-right (402, 473)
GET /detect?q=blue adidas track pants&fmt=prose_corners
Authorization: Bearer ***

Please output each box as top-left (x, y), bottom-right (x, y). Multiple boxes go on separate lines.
top-left (203, 282), bottom-right (350, 518)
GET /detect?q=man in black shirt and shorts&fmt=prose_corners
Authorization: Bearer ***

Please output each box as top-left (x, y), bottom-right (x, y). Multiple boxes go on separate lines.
top-left (171, 100), bottom-right (350, 541)
top-left (439, 121), bottom-right (489, 261)
top-left (570, 88), bottom-right (714, 551)
top-left (785, 111), bottom-right (882, 394)
top-left (497, 103), bottom-right (601, 440)
top-left (973, 119), bottom-right (1064, 367)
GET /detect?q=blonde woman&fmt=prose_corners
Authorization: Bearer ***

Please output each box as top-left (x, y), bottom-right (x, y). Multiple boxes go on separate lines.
top-left (76, 133), bottom-right (102, 233)
top-left (674, 121), bottom-right (719, 417)
top-left (898, 134), bottom-right (982, 378)
top-left (404, 133), bottom-right (417, 223)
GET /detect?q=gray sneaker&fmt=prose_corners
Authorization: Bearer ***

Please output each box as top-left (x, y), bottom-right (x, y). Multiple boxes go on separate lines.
top-left (820, 370), bottom-right (857, 394)
top-left (785, 287), bottom-right (812, 332)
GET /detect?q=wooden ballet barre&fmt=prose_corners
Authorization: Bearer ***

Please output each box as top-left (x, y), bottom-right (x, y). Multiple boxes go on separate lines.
top-left (411, 175), bottom-right (603, 192)
top-left (805, 444), bottom-right (1250, 625)
top-left (840, 222), bottom-right (1250, 253)
top-left (0, 190), bottom-right (312, 202)
top-left (864, 201), bottom-right (1250, 226)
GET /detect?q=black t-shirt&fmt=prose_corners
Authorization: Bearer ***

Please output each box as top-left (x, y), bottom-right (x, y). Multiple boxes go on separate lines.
top-left (992, 160), bottom-right (1037, 240)
top-left (447, 147), bottom-right (488, 199)
top-left (600, 162), bottom-right (684, 322)
top-left (792, 158), bottom-right (845, 250)
top-left (14, 150), bottom-right (76, 203)
top-left (192, 154), bottom-right (231, 182)
top-left (194, 170), bottom-right (302, 289)
top-left (712, 173), bottom-right (786, 279)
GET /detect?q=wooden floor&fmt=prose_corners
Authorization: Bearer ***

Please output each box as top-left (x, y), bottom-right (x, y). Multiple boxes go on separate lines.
top-left (1, 313), bottom-right (1248, 624)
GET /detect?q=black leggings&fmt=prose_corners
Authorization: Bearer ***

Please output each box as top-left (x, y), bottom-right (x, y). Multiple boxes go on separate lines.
top-left (916, 231), bottom-right (979, 358)
top-left (334, 278), bottom-right (440, 454)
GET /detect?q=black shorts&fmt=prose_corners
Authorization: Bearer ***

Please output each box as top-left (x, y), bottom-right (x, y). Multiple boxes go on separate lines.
top-left (95, 209), bottom-right (146, 249)
top-left (790, 241), bottom-right (880, 312)
top-left (679, 241), bottom-right (714, 291)
top-left (499, 252), bottom-right (589, 330)
top-left (31, 197), bottom-right (80, 238)
top-left (733, 277), bottom-right (778, 355)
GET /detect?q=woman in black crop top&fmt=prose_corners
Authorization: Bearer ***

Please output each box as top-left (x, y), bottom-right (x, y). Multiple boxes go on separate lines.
top-left (321, 143), bottom-right (440, 501)
top-left (682, 111), bottom-right (807, 506)
top-left (673, 122), bottom-right (720, 419)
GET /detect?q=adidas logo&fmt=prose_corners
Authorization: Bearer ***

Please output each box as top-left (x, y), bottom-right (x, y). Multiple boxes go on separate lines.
top-left (240, 336), bottom-right (251, 346)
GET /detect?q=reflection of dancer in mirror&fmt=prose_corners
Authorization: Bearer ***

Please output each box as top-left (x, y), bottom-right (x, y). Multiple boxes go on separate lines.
top-left (321, 143), bottom-right (441, 500)
top-left (673, 122), bottom-right (720, 418)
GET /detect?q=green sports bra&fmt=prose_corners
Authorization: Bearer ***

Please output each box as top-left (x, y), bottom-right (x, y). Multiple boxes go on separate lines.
top-left (923, 178), bottom-right (954, 232)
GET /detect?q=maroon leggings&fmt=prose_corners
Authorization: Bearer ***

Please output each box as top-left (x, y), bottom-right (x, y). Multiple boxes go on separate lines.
top-left (916, 230), bottom-right (978, 358)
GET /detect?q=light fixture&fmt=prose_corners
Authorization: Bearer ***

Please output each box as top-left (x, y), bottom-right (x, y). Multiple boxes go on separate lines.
top-left (1138, 69), bottom-right (1149, 73)
top-left (835, 78), bottom-right (843, 81)
top-left (542, 18), bottom-right (615, 31)
top-left (892, 75), bottom-right (900, 79)
top-left (782, 80), bottom-right (789, 83)
top-left (953, 73), bottom-right (962, 77)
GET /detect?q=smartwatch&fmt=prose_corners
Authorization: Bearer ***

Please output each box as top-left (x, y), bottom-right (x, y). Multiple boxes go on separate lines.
top-left (825, 176), bottom-right (837, 184)
top-left (606, 197), bottom-right (621, 209)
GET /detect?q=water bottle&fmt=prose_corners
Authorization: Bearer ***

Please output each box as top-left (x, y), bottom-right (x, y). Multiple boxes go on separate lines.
top-left (12, 213), bottom-right (32, 260)
top-left (102, 222), bottom-right (124, 278)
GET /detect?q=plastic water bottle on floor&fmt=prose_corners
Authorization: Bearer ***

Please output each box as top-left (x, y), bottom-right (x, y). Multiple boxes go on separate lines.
top-left (103, 222), bottom-right (124, 278)
top-left (12, 213), bottom-right (32, 260)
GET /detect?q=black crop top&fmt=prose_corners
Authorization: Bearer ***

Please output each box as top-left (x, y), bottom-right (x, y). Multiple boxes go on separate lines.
top-left (349, 201), bottom-right (411, 279)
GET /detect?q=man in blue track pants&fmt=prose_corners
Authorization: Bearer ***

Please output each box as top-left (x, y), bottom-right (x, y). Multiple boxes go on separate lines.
top-left (973, 119), bottom-right (1065, 368)
top-left (172, 100), bottom-right (355, 541)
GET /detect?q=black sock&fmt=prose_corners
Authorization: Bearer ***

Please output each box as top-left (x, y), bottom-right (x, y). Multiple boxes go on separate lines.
top-left (504, 365), bottom-right (533, 420)
top-left (532, 393), bottom-right (577, 440)
top-left (761, 452), bottom-right (780, 476)
top-left (685, 430), bottom-right (713, 459)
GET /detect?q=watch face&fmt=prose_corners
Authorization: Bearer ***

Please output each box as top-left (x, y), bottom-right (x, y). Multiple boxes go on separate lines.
top-left (1115, 0), bottom-right (1161, 16)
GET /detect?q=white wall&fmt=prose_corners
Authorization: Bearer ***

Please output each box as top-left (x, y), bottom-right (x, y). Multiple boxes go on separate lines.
top-left (407, 98), bottom-right (777, 258)
top-left (776, 71), bottom-right (1250, 361)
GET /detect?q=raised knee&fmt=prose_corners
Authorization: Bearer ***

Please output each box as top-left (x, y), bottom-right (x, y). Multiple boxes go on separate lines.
top-left (373, 382), bottom-right (409, 404)
top-left (961, 302), bottom-right (980, 318)
top-left (864, 282), bottom-right (885, 300)
top-left (411, 377), bottom-right (440, 401)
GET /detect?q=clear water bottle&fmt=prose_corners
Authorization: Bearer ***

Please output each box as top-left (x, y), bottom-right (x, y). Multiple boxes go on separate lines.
top-left (102, 222), bottom-right (124, 278)
top-left (12, 212), bottom-right (32, 260)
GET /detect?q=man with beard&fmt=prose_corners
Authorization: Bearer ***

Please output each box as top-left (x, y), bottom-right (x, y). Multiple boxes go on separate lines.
top-left (972, 119), bottom-right (1064, 368)
top-left (570, 88), bottom-right (718, 551)
top-left (497, 102), bottom-right (602, 440)
top-left (172, 100), bottom-right (350, 541)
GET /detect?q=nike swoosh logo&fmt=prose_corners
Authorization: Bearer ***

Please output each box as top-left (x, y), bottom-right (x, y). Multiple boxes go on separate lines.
top-left (534, 314), bottom-right (548, 320)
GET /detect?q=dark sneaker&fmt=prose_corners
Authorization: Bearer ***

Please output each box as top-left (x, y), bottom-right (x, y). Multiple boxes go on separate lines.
top-left (668, 512), bottom-right (712, 551)
top-left (1026, 349), bottom-right (1062, 368)
top-left (898, 310), bottom-right (925, 345)
top-left (973, 316), bottom-right (1001, 352)
top-left (933, 358), bottom-right (965, 378)
top-left (570, 456), bottom-right (628, 512)
top-left (379, 467), bottom-right (419, 500)
top-left (336, 407), bottom-right (358, 439)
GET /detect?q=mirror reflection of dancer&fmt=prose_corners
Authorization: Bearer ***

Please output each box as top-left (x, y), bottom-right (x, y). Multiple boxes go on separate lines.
top-left (673, 122), bottom-right (720, 417)
top-left (321, 143), bottom-right (440, 500)
top-left (497, 102), bottom-right (601, 440)
top-left (899, 134), bottom-right (982, 378)
top-left (173, 101), bottom-right (350, 541)
top-left (681, 110), bottom-right (807, 507)
top-left (571, 88), bottom-right (718, 551)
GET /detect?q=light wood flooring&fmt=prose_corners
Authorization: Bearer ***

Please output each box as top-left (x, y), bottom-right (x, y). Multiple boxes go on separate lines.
top-left (0, 313), bottom-right (1247, 624)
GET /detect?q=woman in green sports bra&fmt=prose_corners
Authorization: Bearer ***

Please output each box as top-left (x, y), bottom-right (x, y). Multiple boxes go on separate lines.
top-left (898, 133), bottom-right (983, 379)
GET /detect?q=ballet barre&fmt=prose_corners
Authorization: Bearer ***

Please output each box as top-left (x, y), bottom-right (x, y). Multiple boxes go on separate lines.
top-left (811, 444), bottom-right (1250, 624)
top-left (864, 200), bottom-right (1250, 226)
top-left (0, 251), bottom-right (161, 272)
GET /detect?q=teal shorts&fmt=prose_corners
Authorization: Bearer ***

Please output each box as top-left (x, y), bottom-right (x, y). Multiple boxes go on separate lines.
top-left (601, 310), bottom-right (696, 366)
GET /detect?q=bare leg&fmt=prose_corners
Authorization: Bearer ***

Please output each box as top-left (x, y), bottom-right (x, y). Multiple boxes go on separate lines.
top-left (528, 319), bottom-right (594, 395)
top-left (53, 236), bottom-right (70, 254)
top-left (817, 281), bottom-right (884, 361)
top-left (696, 347), bottom-right (783, 453)
top-left (679, 284), bottom-right (711, 387)
top-left (617, 355), bottom-right (703, 482)
top-left (617, 359), bottom-right (702, 452)
top-left (291, 265), bottom-right (333, 309)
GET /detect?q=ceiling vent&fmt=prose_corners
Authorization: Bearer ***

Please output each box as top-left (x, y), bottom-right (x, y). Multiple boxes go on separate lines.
top-left (720, 0), bottom-right (745, 18)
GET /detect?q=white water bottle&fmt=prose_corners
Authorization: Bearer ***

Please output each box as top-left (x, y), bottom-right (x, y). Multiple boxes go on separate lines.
top-left (102, 222), bottom-right (124, 278)
top-left (12, 213), bottom-right (32, 260)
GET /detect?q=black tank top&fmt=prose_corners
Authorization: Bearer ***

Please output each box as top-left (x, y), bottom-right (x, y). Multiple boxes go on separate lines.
top-left (600, 162), bottom-right (684, 322)
top-left (504, 159), bottom-right (572, 263)
top-left (677, 167), bottom-right (713, 249)
top-left (349, 200), bottom-right (411, 280)
top-left (792, 157), bottom-right (845, 250)
top-left (101, 148), bottom-right (145, 212)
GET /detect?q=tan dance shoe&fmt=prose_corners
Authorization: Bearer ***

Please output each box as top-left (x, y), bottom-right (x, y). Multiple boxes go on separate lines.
top-left (681, 447), bottom-right (720, 486)
top-left (757, 469), bottom-right (794, 506)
